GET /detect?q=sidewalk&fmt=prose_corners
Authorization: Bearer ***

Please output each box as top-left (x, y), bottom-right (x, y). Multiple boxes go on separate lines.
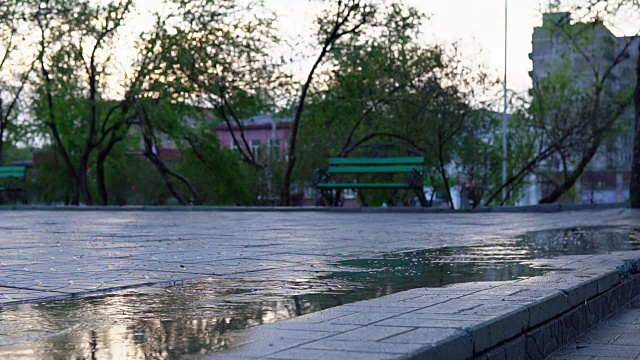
top-left (549, 296), bottom-right (640, 360)
top-left (0, 208), bottom-right (638, 359)
top-left (0, 208), bottom-right (636, 305)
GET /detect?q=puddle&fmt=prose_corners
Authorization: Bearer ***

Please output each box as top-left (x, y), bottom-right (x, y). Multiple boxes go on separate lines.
top-left (0, 227), bottom-right (637, 359)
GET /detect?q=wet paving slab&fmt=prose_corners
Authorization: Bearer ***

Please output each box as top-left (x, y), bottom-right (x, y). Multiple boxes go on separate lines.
top-left (0, 211), bottom-right (638, 359)
top-left (548, 294), bottom-right (640, 360)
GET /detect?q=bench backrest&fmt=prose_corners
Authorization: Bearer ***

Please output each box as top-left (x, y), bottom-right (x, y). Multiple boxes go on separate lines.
top-left (0, 166), bottom-right (26, 179)
top-left (328, 157), bottom-right (424, 174)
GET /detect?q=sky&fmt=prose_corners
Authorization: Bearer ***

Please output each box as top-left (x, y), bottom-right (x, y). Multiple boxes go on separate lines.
top-left (266, 0), bottom-right (544, 97)
top-left (124, 0), bottom-right (543, 99)
top-left (97, 0), bottom-right (640, 104)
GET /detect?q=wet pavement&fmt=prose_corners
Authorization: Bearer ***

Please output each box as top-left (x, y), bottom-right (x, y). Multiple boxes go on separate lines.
top-left (0, 209), bottom-right (638, 358)
top-left (549, 295), bottom-right (640, 360)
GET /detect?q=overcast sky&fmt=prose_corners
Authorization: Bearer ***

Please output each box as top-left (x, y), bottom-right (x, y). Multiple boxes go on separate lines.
top-left (266, 0), bottom-right (544, 97)
top-left (125, 0), bottom-right (638, 104)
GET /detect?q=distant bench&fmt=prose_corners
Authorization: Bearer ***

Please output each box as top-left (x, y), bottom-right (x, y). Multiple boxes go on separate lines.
top-left (314, 157), bottom-right (425, 206)
top-left (0, 165), bottom-right (27, 204)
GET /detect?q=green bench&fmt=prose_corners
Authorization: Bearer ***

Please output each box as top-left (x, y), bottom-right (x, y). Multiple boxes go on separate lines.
top-left (314, 157), bottom-right (425, 205)
top-left (0, 165), bottom-right (27, 203)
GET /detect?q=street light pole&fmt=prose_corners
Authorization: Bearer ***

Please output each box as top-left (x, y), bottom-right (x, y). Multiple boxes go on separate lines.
top-left (502, 0), bottom-right (508, 206)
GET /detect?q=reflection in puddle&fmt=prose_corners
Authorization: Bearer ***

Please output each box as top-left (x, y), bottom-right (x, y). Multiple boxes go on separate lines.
top-left (0, 227), bottom-right (637, 359)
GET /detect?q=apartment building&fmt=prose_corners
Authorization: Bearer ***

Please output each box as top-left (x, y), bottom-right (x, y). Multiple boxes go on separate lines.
top-left (528, 12), bottom-right (639, 203)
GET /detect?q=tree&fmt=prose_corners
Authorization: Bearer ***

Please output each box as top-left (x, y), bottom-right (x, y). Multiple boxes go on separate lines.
top-left (633, 45), bottom-right (640, 208)
top-left (481, 9), bottom-right (637, 207)
top-left (146, 0), bottom-right (283, 204)
top-left (0, 0), bottom-right (34, 164)
top-left (281, 0), bottom-right (377, 206)
top-left (571, 0), bottom-right (640, 209)
top-left (455, 111), bottom-right (502, 208)
top-left (526, 3), bottom-right (639, 205)
top-left (390, 47), bottom-right (486, 210)
top-left (297, 6), bottom-right (492, 209)
top-left (33, 0), bottom-right (133, 205)
top-left (482, 57), bottom-right (631, 207)
top-left (538, 22), bottom-right (634, 204)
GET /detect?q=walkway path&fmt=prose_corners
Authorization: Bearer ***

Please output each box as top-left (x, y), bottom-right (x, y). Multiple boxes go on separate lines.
top-left (0, 209), bottom-right (637, 305)
top-left (0, 208), bottom-right (639, 359)
top-left (549, 296), bottom-right (640, 360)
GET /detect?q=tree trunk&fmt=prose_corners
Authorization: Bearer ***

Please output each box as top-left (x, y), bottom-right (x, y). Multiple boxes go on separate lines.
top-left (78, 152), bottom-right (93, 205)
top-left (263, 166), bottom-right (274, 205)
top-left (281, 20), bottom-right (337, 206)
top-left (145, 150), bottom-right (204, 205)
top-left (428, 181), bottom-right (436, 207)
top-left (78, 51), bottom-right (99, 206)
top-left (0, 137), bottom-right (4, 165)
top-left (539, 86), bottom-right (621, 204)
top-left (436, 137), bottom-right (455, 210)
top-left (439, 167), bottom-right (455, 210)
top-left (38, 36), bottom-right (80, 205)
top-left (96, 151), bottom-right (108, 206)
top-left (415, 185), bottom-right (428, 207)
top-left (135, 99), bottom-right (203, 205)
top-left (146, 152), bottom-right (187, 205)
top-left (0, 106), bottom-right (5, 165)
top-left (437, 154), bottom-right (455, 210)
top-left (96, 135), bottom-right (122, 206)
top-left (630, 46), bottom-right (640, 208)
top-left (539, 139), bottom-right (602, 204)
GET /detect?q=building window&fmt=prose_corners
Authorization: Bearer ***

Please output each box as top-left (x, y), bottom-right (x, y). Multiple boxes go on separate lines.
top-left (230, 140), bottom-right (238, 151)
top-left (269, 139), bottom-right (279, 159)
top-left (251, 139), bottom-right (261, 157)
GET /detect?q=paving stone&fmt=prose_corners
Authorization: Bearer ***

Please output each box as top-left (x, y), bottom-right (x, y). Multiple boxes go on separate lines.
top-left (376, 317), bottom-right (481, 329)
top-left (526, 318), bottom-right (564, 359)
top-left (381, 327), bottom-right (472, 359)
top-left (340, 299), bottom-right (433, 309)
top-left (555, 294), bottom-right (640, 358)
top-left (399, 294), bottom-right (464, 305)
top-left (329, 312), bottom-right (404, 326)
top-left (299, 339), bottom-right (425, 354)
top-left (235, 327), bottom-right (336, 341)
top-left (470, 286), bottom-right (526, 297)
top-left (596, 271), bottom-right (621, 295)
top-left (216, 338), bottom-right (309, 358)
top-left (555, 347), bottom-right (640, 358)
top-left (602, 285), bottom-right (625, 317)
top-left (547, 355), bottom-right (636, 359)
top-left (269, 322), bottom-right (360, 333)
top-left (338, 305), bottom-right (415, 314)
top-left (469, 307), bottom-right (529, 354)
top-left (563, 281), bottom-right (599, 308)
top-left (0, 209), bottom-right (639, 359)
top-left (565, 343), bottom-right (640, 352)
top-left (266, 348), bottom-right (398, 360)
top-left (527, 292), bottom-right (571, 327)
top-left (443, 281), bottom-right (517, 291)
top-left (482, 335), bottom-right (526, 360)
top-left (411, 300), bottom-right (484, 314)
top-left (560, 305), bottom-right (587, 344)
top-left (324, 325), bottom-right (414, 342)
top-left (604, 309), bottom-right (640, 324)
top-left (285, 309), bottom-right (358, 324)
top-left (585, 296), bottom-right (603, 328)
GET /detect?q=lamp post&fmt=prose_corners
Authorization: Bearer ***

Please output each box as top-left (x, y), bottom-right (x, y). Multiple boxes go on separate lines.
top-left (502, 0), bottom-right (508, 206)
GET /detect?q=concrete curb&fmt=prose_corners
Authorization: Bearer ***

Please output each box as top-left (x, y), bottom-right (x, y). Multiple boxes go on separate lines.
top-left (214, 252), bottom-right (640, 360)
top-left (0, 202), bottom-right (630, 213)
top-left (474, 269), bottom-right (639, 360)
